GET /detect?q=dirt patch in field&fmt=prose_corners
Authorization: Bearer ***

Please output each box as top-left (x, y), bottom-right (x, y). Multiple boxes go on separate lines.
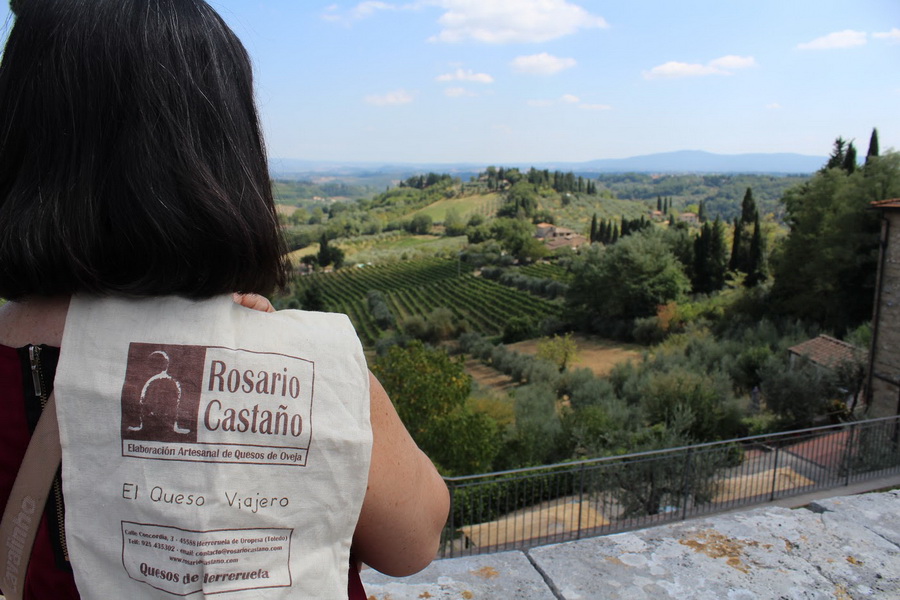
top-left (508, 334), bottom-right (643, 377)
top-left (465, 358), bottom-right (518, 392)
top-left (275, 204), bottom-right (298, 216)
top-left (464, 335), bottom-right (643, 393)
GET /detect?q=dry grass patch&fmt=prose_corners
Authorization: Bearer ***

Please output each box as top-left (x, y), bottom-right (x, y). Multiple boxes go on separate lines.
top-left (509, 334), bottom-right (643, 377)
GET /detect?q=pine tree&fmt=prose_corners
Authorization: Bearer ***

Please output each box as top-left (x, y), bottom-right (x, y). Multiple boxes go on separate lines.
top-left (824, 137), bottom-right (848, 170)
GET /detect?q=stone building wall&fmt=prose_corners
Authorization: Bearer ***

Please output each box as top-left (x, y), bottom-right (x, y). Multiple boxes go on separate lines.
top-left (867, 204), bottom-right (900, 417)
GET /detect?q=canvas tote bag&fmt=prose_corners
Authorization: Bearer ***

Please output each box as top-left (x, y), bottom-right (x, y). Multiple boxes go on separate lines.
top-left (53, 295), bottom-right (372, 599)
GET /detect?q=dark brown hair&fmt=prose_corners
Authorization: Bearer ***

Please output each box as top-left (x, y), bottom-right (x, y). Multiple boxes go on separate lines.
top-left (0, 0), bottom-right (288, 299)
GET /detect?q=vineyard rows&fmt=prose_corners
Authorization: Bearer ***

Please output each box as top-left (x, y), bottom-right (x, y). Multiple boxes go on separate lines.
top-left (292, 258), bottom-right (563, 345)
top-left (517, 262), bottom-right (572, 282)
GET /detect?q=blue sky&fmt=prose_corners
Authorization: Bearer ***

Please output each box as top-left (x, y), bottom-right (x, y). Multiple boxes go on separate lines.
top-left (3, 1), bottom-right (899, 164)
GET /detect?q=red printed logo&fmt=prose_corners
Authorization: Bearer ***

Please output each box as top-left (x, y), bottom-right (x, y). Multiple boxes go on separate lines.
top-left (120, 343), bottom-right (315, 466)
top-left (121, 344), bottom-right (206, 443)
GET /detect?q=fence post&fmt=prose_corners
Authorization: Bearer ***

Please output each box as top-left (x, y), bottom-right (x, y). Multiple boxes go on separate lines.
top-left (446, 481), bottom-right (455, 558)
top-left (769, 445), bottom-right (780, 501)
top-left (577, 462), bottom-right (586, 539)
top-left (681, 447), bottom-right (694, 521)
top-left (843, 423), bottom-right (855, 487)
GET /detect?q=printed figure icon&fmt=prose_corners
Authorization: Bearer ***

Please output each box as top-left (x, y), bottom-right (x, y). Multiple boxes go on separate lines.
top-left (127, 350), bottom-right (190, 434)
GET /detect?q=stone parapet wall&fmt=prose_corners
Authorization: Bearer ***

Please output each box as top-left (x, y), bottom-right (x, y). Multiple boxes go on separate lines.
top-left (363, 489), bottom-right (900, 599)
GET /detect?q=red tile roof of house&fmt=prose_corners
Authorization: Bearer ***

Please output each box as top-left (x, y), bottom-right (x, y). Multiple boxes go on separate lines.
top-left (787, 334), bottom-right (864, 369)
top-left (871, 198), bottom-right (900, 210)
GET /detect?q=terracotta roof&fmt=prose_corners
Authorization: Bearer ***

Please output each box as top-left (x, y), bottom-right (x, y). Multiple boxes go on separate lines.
top-left (870, 198), bottom-right (900, 210)
top-left (544, 234), bottom-right (587, 250)
top-left (788, 334), bottom-right (864, 369)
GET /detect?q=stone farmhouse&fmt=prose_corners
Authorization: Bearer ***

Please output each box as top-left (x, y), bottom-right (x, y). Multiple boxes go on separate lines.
top-left (534, 223), bottom-right (587, 251)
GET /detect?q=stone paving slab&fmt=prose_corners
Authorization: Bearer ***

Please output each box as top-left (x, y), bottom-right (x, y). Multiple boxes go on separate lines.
top-left (528, 491), bottom-right (900, 600)
top-left (361, 551), bottom-right (556, 600)
top-left (810, 489), bottom-right (900, 547)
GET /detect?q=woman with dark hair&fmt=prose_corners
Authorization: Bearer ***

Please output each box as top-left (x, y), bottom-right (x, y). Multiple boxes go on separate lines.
top-left (0, 1), bottom-right (448, 599)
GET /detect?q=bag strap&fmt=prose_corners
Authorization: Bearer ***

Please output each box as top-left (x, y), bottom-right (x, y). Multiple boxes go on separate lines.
top-left (0, 391), bottom-right (61, 600)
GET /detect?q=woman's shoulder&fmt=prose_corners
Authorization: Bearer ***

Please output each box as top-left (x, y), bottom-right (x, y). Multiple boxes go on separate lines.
top-left (0, 296), bottom-right (69, 348)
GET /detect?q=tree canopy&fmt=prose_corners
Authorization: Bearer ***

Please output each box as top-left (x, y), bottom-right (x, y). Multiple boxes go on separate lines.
top-left (371, 341), bottom-right (500, 474)
top-left (567, 230), bottom-right (691, 325)
top-left (772, 144), bottom-right (900, 333)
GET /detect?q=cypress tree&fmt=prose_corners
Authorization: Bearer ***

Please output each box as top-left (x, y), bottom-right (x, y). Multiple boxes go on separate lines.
top-left (590, 213), bottom-right (598, 243)
top-left (866, 128), bottom-right (880, 164)
top-left (740, 188), bottom-right (756, 227)
top-left (729, 217), bottom-right (743, 272)
top-left (709, 216), bottom-right (727, 291)
top-left (611, 223), bottom-right (619, 244)
top-left (842, 142), bottom-right (857, 174)
top-left (317, 234), bottom-right (329, 267)
top-left (745, 213), bottom-right (766, 287)
top-left (698, 201), bottom-right (706, 223)
top-left (657, 196), bottom-right (662, 211)
top-left (692, 223), bottom-right (711, 293)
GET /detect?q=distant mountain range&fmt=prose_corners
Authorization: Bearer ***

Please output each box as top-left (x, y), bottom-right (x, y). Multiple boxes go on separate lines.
top-left (270, 150), bottom-right (825, 178)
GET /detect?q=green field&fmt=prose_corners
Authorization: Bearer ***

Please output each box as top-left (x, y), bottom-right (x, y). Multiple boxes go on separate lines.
top-left (409, 193), bottom-right (503, 223)
top-left (339, 233), bottom-right (469, 264)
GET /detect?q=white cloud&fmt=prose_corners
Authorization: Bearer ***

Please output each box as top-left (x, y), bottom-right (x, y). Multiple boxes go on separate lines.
top-left (354, 1), bottom-right (395, 17)
top-left (643, 55), bottom-right (756, 79)
top-left (527, 96), bottom-right (610, 110)
top-left (364, 90), bottom-right (415, 105)
top-left (430, 0), bottom-right (607, 44)
top-left (321, 5), bottom-right (341, 22)
top-left (709, 55), bottom-right (757, 70)
top-left (797, 30), bottom-right (867, 50)
top-left (643, 61), bottom-right (722, 79)
top-left (766, 102), bottom-right (782, 110)
top-left (444, 87), bottom-right (477, 97)
top-left (436, 68), bottom-right (494, 83)
top-left (512, 53), bottom-right (576, 75)
top-left (874, 28), bottom-right (900, 43)
top-left (323, 1), bottom-right (420, 23)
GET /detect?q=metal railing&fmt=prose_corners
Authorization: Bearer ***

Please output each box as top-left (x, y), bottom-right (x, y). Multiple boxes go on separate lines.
top-left (440, 415), bottom-right (900, 557)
